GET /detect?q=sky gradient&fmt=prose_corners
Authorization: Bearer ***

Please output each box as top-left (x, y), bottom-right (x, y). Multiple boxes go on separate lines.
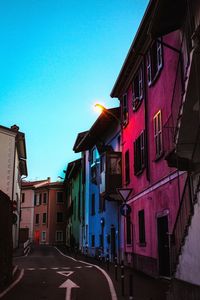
top-left (0, 0), bottom-right (149, 181)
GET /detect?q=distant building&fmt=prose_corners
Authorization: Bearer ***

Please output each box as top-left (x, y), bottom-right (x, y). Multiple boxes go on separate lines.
top-left (64, 159), bottom-right (83, 251)
top-left (0, 124), bottom-right (27, 249)
top-left (20, 178), bottom-right (50, 242)
top-left (33, 181), bottom-right (66, 245)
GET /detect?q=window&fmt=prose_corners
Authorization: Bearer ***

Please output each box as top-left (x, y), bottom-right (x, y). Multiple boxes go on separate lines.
top-left (132, 66), bottom-right (144, 111)
top-left (125, 150), bottom-right (130, 184)
top-left (35, 214), bottom-right (39, 225)
top-left (39, 193), bottom-right (42, 205)
top-left (91, 147), bottom-right (99, 166)
top-left (134, 131), bottom-right (146, 175)
top-left (147, 38), bottom-right (163, 85)
top-left (43, 193), bottom-right (47, 204)
top-left (99, 195), bottom-right (105, 212)
top-left (99, 234), bottom-right (103, 248)
top-left (21, 193), bottom-right (25, 203)
top-left (122, 94), bottom-right (128, 125)
top-left (138, 210), bottom-right (146, 245)
top-left (91, 194), bottom-right (95, 216)
top-left (42, 213), bottom-right (47, 224)
top-left (56, 231), bottom-right (63, 242)
top-left (34, 194), bottom-right (37, 206)
top-left (41, 231), bottom-right (46, 242)
top-left (91, 235), bottom-right (95, 247)
top-left (57, 212), bottom-right (64, 223)
top-left (126, 214), bottom-right (132, 245)
top-left (57, 191), bottom-right (63, 203)
top-left (153, 111), bottom-right (163, 159)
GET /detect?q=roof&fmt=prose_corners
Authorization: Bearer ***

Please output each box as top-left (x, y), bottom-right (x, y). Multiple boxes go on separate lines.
top-left (22, 178), bottom-right (51, 189)
top-left (110, 0), bottom-right (186, 99)
top-left (73, 131), bottom-right (89, 152)
top-left (74, 107), bottom-right (120, 153)
top-left (64, 158), bottom-right (82, 180)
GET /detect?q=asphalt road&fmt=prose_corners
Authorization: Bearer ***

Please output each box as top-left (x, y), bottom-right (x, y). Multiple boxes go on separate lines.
top-left (3, 245), bottom-right (117, 300)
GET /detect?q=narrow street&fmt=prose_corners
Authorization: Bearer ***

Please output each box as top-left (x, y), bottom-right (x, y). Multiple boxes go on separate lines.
top-left (3, 245), bottom-right (116, 300)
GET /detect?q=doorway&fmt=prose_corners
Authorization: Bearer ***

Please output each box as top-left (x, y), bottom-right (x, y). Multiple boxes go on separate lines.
top-left (34, 230), bottom-right (40, 245)
top-left (157, 215), bottom-right (170, 277)
top-left (110, 226), bottom-right (116, 262)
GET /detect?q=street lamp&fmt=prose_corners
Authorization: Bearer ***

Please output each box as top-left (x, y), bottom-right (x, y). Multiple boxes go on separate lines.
top-left (94, 103), bottom-right (121, 123)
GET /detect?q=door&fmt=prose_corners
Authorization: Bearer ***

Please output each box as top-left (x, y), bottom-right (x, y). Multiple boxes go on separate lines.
top-left (157, 216), bottom-right (170, 277)
top-left (34, 230), bottom-right (40, 245)
top-left (110, 226), bottom-right (116, 262)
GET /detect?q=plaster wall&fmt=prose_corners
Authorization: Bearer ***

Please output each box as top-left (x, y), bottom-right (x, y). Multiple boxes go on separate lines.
top-left (0, 129), bottom-right (15, 199)
top-left (20, 189), bottom-right (35, 241)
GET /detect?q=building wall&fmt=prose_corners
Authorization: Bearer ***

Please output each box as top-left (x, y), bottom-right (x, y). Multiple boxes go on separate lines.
top-left (120, 30), bottom-right (188, 275)
top-left (48, 187), bottom-right (66, 245)
top-left (20, 189), bottom-right (34, 241)
top-left (33, 189), bottom-right (49, 244)
top-left (0, 128), bottom-right (15, 199)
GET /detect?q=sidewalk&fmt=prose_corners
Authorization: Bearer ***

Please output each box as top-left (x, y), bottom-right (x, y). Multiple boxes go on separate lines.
top-left (58, 246), bottom-right (169, 300)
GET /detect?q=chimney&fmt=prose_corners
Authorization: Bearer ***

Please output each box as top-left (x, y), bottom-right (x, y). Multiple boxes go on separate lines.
top-left (11, 124), bottom-right (19, 132)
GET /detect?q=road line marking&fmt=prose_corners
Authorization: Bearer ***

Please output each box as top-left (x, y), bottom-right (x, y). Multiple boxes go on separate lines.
top-left (39, 268), bottom-right (47, 270)
top-left (62, 267), bottom-right (70, 269)
top-left (75, 266), bottom-right (82, 269)
top-left (51, 267), bottom-right (59, 270)
top-left (57, 271), bottom-right (74, 277)
top-left (54, 247), bottom-right (77, 262)
top-left (0, 269), bottom-right (24, 299)
top-left (26, 268), bottom-right (35, 271)
top-left (85, 266), bottom-right (93, 268)
top-left (12, 265), bottom-right (18, 276)
top-left (55, 247), bottom-right (118, 300)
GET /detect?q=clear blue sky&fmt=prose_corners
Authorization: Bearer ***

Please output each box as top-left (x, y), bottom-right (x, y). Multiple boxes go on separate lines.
top-left (0, 0), bottom-right (149, 181)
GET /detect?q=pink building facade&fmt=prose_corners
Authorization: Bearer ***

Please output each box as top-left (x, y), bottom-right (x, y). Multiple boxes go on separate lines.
top-left (21, 180), bottom-right (66, 245)
top-left (111, 2), bottom-right (190, 277)
top-left (33, 182), bottom-right (66, 245)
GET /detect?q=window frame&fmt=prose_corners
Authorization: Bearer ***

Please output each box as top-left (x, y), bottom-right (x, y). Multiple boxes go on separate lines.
top-left (56, 231), bottom-right (64, 242)
top-left (122, 93), bottom-right (128, 126)
top-left (134, 130), bottom-right (146, 175)
top-left (42, 213), bottom-right (47, 224)
top-left (56, 212), bottom-right (64, 223)
top-left (153, 110), bottom-right (163, 160)
top-left (138, 209), bottom-right (146, 246)
top-left (147, 38), bottom-right (163, 86)
top-left (125, 150), bottom-right (130, 184)
top-left (57, 191), bottom-right (64, 203)
top-left (35, 213), bottom-right (39, 225)
top-left (132, 65), bottom-right (144, 111)
top-left (41, 231), bottom-right (46, 242)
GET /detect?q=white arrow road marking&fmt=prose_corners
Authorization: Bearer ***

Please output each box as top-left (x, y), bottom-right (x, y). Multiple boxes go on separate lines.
top-left (59, 279), bottom-right (79, 300)
top-left (57, 271), bottom-right (74, 277)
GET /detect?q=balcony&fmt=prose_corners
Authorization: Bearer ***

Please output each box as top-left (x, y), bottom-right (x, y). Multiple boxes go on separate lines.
top-left (99, 151), bottom-right (122, 200)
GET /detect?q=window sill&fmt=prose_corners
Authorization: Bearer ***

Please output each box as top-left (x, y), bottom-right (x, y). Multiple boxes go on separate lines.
top-left (134, 167), bottom-right (145, 177)
top-left (139, 242), bottom-right (146, 247)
